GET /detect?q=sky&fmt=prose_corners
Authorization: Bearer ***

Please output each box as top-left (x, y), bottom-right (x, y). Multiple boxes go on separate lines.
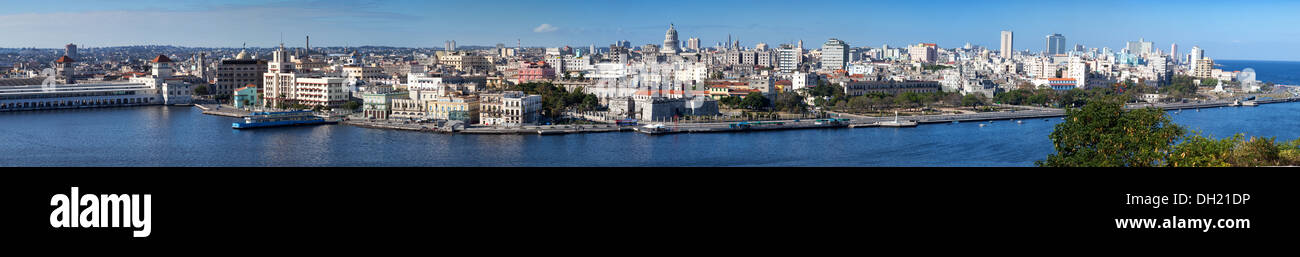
top-left (2, 0), bottom-right (1299, 61)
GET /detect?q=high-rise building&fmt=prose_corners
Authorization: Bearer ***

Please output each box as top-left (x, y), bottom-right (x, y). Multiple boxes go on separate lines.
top-left (660, 24), bottom-right (680, 54)
top-left (65, 43), bottom-right (78, 60)
top-left (1045, 34), bottom-right (1066, 55)
top-left (1000, 31), bottom-right (1013, 58)
top-left (687, 37), bottom-right (701, 52)
top-left (1189, 46), bottom-right (1204, 72)
top-left (1170, 43), bottom-right (1178, 64)
top-left (444, 40), bottom-right (456, 51)
top-left (820, 38), bottom-right (849, 70)
top-left (1126, 38), bottom-right (1153, 55)
top-left (776, 44), bottom-right (802, 73)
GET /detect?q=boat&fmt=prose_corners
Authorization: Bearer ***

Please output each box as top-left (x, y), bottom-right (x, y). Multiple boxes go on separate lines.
top-left (979, 124), bottom-right (987, 127)
top-left (1016, 120), bottom-right (1024, 124)
top-left (1243, 101), bottom-right (1258, 107)
top-left (641, 123), bottom-right (668, 132)
top-left (232, 110), bottom-right (331, 129)
top-left (878, 111), bottom-right (918, 127)
top-left (1229, 100), bottom-right (1242, 107)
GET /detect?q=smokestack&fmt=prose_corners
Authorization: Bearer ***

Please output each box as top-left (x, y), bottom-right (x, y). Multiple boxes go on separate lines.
top-left (306, 36), bottom-right (310, 54)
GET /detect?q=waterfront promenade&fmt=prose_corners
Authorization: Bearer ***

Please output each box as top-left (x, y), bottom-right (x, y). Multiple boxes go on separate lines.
top-left (196, 96), bottom-right (1300, 136)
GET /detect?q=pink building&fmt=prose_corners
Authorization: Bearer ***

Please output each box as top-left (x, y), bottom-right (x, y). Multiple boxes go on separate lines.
top-left (517, 61), bottom-right (555, 84)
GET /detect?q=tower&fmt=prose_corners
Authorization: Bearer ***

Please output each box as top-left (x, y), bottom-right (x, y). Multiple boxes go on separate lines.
top-left (151, 54), bottom-right (172, 80)
top-left (194, 52), bottom-right (207, 82)
top-left (54, 55), bottom-right (76, 84)
top-left (1000, 30), bottom-right (1013, 59)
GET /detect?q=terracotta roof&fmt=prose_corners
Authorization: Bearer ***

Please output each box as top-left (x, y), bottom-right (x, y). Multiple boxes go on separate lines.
top-left (55, 55), bottom-right (76, 63)
top-left (151, 55), bottom-right (173, 63)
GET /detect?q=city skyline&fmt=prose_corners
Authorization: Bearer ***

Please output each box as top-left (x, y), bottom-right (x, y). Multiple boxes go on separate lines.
top-left (1, 0), bottom-right (1299, 61)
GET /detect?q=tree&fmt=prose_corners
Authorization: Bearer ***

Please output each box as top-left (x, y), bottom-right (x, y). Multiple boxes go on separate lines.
top-left (194, 85), bottom-right (210, 96)
top-left (1167, 132), bottom-right (1238, 167)
top-left (1038, 96), bottom-right (1186, 167)
top-left (740, 92), bottom-right (769, 110)
top-left (774, 92), bottom-right (807, 113)
top-left (961, 94), bottom-right (984, 108)
top-left (341, 100), bottom-right (361, 111)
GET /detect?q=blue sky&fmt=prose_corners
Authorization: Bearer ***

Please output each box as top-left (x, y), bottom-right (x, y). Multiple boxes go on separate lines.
top-left (2, 0), bottom-right (1298, 61)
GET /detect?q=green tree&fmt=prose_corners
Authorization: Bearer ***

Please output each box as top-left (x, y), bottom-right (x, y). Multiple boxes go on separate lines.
top-left (774, 92), bottom-right (807, 113)
top-left (1232, 136), bottom-right (1281, 166)
top-left (961, 94), bottom-right (984, 108)
top-left (1038, 96), bottom-right (1186, 167)
top-left (193, 85), bottom-right (210, 96)
top-left (1167, 132), bottom-right (1238, 167)
top-left (740, 92), bottom-right (769, 110)
top-left (341, 100), bottom-right (361, 111)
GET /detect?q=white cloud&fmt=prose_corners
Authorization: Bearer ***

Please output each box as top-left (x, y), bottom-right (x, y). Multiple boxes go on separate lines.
top-left (533, 24), bottom-right (558, 33)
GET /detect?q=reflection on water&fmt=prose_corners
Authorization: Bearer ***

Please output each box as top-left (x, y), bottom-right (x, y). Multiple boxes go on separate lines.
top-left (1, 103), bottom-right (1298, 167)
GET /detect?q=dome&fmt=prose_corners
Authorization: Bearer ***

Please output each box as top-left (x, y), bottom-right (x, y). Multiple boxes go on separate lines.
top-left (235, 49), bottom-right (250, 60)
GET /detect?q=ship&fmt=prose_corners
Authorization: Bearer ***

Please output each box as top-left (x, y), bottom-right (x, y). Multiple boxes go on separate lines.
top-left (232, 110), bottom-right (332, 129)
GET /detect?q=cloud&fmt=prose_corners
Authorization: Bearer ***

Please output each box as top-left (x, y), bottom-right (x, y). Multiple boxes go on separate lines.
top-left (533, 24), bottom-right (558, 33)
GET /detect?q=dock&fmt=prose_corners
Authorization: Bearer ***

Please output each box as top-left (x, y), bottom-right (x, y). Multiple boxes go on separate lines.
top-left (196, 104), bottom-right (252, 118)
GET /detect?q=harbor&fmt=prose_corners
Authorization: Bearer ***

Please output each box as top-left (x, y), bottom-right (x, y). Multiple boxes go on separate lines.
top-left (189, 96), bottom-right (1300, 136)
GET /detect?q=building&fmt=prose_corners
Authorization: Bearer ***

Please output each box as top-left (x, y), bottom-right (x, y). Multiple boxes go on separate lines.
top-left (362, 91), bottom-right (408, 120)
top-left (232, 84), bottom-right (261, 108)
top-left (776, 44), bottom-right (802, 73)
top-left (54, 55), bottom-right (75, 84)
top-left (1045, 34), bottom-right (1066, 55)
top-left (429, 95), bottom-right (480, 124)
top-left (908, 43), bottom-right (937, 64)
top-left (132, 55), bottom-right (193, 105)
top-left (660, 24), bottom-right (681, 55)
top-left (1194, 58), bottom-right (1215, 78)
top-left (1047, 78), bottom-right (1078, 90)
top-left (341, 65), bottom-right (385, 82)
top-left (0, 54), bottom-right (199, 112)
top-left (215, 49), bottom-right (267, 97)
top-left (687, 37), bottom-right (701, 52)
top-left (820, 38), bottom-right (849, 71)
top-left (1126, 38), bottom-right (1154, 55)
top-left (843, 80), bottom-right (941, 97)
top-left (293, 77), bottom-right (349, 108)
top-left (65, 43), bottom-right (78, 60)
top-left (479, 91), bottom-right (541, 127)
top-left (438, 53), bottom-right (491, 73)
top-left (263, 44), bottom-right (298, 108)
top-left (1189, 46), bottom-right (1204, 72)
top-left (1000, 31), bottom-right (1013, 59)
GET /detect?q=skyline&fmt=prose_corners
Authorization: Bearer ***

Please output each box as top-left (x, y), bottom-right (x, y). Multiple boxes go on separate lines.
top-left (2, 0), bottom-right (1299, 61)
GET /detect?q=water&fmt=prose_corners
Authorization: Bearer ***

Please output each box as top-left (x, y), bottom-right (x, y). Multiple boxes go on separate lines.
top-left (2, 101), bottom-right (1299, 167)
top-left (1215, 59), bottom-right (1300, 85)
top-left (4, 60), bottom-right (1299, 167)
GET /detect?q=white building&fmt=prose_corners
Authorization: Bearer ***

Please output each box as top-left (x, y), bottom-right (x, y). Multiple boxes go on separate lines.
top-left (820, 38), bottom-right (849, 71)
